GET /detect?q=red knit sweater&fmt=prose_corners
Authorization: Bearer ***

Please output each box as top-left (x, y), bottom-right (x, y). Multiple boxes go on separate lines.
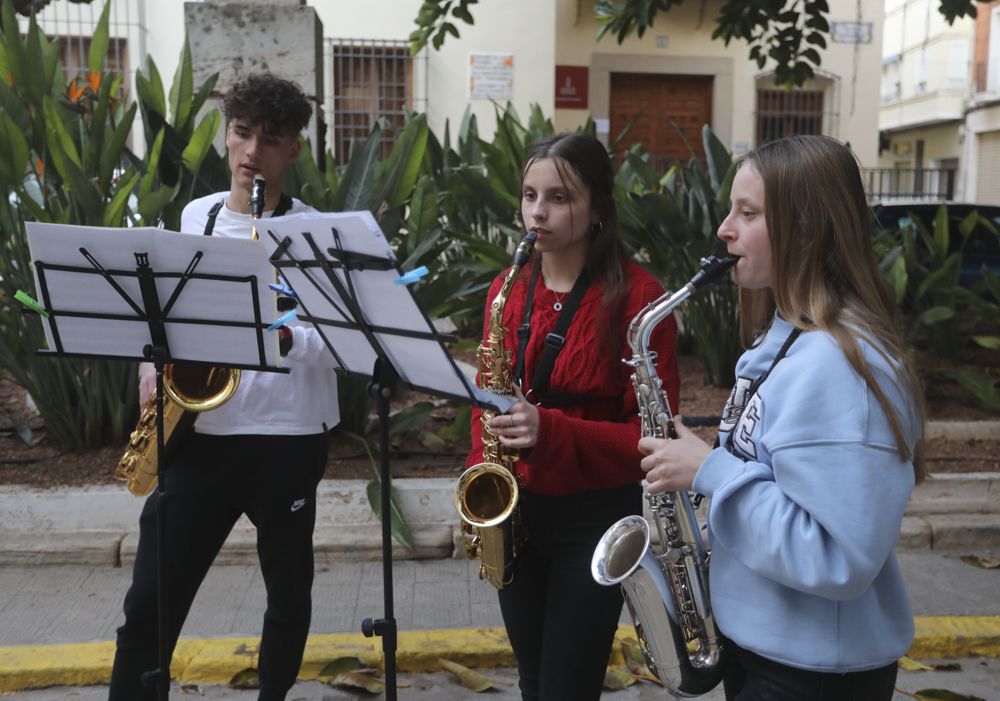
top-left (466, 259), bottom-right (680, 496)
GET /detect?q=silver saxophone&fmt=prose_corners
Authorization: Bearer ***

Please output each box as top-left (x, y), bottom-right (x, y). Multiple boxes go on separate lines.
top-left (591, 255), bottom-right (738, 697)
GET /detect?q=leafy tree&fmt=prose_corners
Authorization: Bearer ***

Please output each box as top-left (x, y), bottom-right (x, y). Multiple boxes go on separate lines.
top-left (410, 0), bottom-right (978, 87)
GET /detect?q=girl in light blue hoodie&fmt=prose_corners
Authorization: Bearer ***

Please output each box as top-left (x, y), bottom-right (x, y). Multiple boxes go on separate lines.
top-left (637, 135), bottom-right (925, 701)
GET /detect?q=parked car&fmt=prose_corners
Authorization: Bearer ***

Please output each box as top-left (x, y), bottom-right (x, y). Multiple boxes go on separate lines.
top-left (873, 201), bottom-right (1000, 286)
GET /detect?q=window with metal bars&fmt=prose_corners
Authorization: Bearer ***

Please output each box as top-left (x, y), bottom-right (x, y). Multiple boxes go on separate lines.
top-left (330, 39), bottom-right (413, 166)
top-left (58, 35), bottom-right (128, 78)
top-left (755, 89), bottom-right (825, 144)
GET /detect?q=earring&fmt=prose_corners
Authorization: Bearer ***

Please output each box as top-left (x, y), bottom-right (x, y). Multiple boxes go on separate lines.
top-left (591, 220), bottom-right (604, 234)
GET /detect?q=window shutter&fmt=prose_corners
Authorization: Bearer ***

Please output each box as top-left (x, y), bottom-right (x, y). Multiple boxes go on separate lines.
top-left (975, 131), bottom-right (1000, 204)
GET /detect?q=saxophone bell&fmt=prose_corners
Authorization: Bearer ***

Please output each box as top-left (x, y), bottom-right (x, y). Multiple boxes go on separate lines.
top-left (592, 515), bottom-right (723, 697)
top-left (455, 462), bottom-right (519, 529)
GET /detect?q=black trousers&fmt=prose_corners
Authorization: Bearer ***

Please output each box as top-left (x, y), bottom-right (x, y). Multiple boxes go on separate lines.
top-left (109, 431), bottom-right (328, 701)
top-left (497, 483), bottom-right (641, 701)
top-left (723, 637), bottom-right (899, 701)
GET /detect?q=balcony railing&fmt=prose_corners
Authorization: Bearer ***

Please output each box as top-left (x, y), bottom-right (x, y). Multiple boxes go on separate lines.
top-left (862, 168), bottom-right (956, 202)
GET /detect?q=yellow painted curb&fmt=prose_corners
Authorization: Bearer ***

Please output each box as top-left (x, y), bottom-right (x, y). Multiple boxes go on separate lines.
top-left (0, 639), bottom-right (205, 693)
top-left (909, 616), bottom-right (1000, 659)
top-left (1, 617), bottom-right (997, 692)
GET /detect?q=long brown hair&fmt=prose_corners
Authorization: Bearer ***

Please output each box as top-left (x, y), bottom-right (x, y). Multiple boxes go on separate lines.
top-left (739, 135), bottom-right (925, 481)
top-left (521, 133), bottom-right (629, 360)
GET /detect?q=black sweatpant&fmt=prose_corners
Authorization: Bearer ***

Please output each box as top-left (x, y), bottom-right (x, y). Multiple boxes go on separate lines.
top-left (497, 483), bottom-right (641, 701)
top-left (722, 638), bottom-right (899, 701)
top-left (109, 431), bottom-right (328, 701)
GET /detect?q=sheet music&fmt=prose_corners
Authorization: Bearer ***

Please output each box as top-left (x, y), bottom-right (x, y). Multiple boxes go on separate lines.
top-left (25, 223), bottom-right (280, 367)
top-left (261, 211), bottom-right (504, 408)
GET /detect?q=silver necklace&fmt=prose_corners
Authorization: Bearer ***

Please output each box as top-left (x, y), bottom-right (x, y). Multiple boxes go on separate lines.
top-left (552, 290), bottom-right (567, 311)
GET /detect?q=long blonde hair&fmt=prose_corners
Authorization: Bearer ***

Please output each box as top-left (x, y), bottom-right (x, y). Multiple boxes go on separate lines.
top-left (739, 135), bottom-right (925, 482)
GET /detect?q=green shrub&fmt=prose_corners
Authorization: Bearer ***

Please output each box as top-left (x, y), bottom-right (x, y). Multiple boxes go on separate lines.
top-left (0, 1), bottom-right (227, 449)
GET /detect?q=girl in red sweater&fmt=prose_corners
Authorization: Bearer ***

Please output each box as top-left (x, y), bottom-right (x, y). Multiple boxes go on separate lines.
top-left (466, 133), bottom-right (680, 701)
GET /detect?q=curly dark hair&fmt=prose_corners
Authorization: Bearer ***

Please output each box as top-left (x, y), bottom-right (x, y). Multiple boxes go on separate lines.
top-left (222, 73), bottom-right (312, 136)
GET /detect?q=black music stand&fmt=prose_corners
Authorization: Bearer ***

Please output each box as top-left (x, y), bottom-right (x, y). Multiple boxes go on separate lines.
top-left (260, 211), bottom-right (512, 700)
top-left (24, 222), bottom-right (285, 701)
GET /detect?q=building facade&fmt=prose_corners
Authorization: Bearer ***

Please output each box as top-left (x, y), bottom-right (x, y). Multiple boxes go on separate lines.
top-left (961, 0), bottom-right (1000, 204)
top-left (20, 0), bottom-right (886, 167)
top-left (877, 0), bottom-right (975, 201)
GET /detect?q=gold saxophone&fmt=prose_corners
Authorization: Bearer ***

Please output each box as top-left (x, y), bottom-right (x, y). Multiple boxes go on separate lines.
top-left (454, 231), bottom-right (537, 589)
top-left (115, 176), bottom-right (269, 496)
top-left (590, 255), bottom-right (737, 697)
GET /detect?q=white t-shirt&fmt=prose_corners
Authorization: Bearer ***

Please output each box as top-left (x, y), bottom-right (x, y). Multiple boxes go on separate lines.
top-left (178, 192), bottom-right (340, 435)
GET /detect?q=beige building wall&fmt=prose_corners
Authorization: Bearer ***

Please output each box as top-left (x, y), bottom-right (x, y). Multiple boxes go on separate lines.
top-left (880, 123), bottom-right (962, 166)
top-left (551, 0), bottom-right (884, 165)
top-left (961, 101), bottom-right (1000, 204)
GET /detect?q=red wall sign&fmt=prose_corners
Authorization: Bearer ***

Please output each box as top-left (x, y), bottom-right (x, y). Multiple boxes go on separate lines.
top-left (555, 65), bottom-right (589, 109)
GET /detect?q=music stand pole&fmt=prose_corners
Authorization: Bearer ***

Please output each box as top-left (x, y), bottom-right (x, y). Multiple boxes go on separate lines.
top-left (362, 358), bottom-right (399, 700)
top-left (139, 344), bottom-right (171, 701)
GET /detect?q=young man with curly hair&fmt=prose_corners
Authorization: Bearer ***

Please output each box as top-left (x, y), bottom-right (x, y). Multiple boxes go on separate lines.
top-left (109, 73), bottom-right (339, 701)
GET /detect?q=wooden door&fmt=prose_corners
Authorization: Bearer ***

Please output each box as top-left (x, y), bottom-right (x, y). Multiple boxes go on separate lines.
top-left (610, 73), bottom-right (713, 170)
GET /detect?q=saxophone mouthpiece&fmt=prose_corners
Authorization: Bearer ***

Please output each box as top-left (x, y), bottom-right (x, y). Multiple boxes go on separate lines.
top-left (512, 231), bottom-right (538, 267)
top-left (250, 174), bottom-right (266, 219)
top-left (690, 255), bottom-right (739, 291)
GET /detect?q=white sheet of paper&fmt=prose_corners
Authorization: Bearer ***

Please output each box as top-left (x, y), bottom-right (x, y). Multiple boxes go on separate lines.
top-left (261, 211), bottom-right (481, 403)
top-left (25, 222), bottom-right (279, 368)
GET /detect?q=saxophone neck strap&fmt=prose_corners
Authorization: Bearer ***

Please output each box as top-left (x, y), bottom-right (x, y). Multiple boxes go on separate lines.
top-left (202, 193), bottom-right (293, 236)
top-left (720, 325), bottom-right (802, 451)
top-left (514, 263), bottom-right (593, 405)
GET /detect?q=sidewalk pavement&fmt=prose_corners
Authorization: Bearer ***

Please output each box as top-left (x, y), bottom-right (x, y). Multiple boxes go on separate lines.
top-left (0, 420), bottom-right (998, 695)
top-left (1, 553), bottom-right (999, 695)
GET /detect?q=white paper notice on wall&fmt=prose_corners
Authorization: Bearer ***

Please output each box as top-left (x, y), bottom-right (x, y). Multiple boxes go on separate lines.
top-left (831, 21), bottom-right (873, 44)
top-left (468, 53), bottom-right (513, 101)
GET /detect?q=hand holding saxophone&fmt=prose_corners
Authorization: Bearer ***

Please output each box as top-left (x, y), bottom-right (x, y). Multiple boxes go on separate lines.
top-left (486, 384), bottom-right (538, 449)
top-left (638, 417), bottom-right (711, 493)
top-left (138, 362), bottom-right (156, 407)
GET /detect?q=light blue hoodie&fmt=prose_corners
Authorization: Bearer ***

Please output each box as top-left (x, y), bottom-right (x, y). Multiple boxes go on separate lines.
top-left (693, 314), bottom-right (920, 672)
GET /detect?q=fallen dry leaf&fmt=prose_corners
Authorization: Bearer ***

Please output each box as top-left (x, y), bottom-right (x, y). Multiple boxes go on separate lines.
top-left (228, 667), bottom-right (259, 689)
top-left (327, 670), bottom-right (385, 693)
top-left (603, 666), bottom-right (638, 690)
top-left (438, 658), bottom-right (497, 692)
top-left (899, 656), bottom-right (961, 672)
top-left (959, 554), bottom-right (1000, 569)
top-left (317, 656), bottom-right (365, 679)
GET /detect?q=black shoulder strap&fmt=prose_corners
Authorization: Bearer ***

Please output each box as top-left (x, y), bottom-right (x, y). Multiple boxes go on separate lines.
top-left (202, 193), bottom-right (293, 237)
top-left (513, 266), bottom-right (598, 406)
top-left (722, 326), bottom-right (802, 451)
top-left (202, 199), bottom-right (225, 236)
top-left (273, 193), bottom-right (293, 217)
top-left (530, 269), bottom-right (591, 400)
top-left (513, 264), bottom-right (542, 386)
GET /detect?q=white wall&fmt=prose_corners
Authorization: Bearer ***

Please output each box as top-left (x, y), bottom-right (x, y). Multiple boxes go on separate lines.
top-left (311, 0), bottom-right (554, 141)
